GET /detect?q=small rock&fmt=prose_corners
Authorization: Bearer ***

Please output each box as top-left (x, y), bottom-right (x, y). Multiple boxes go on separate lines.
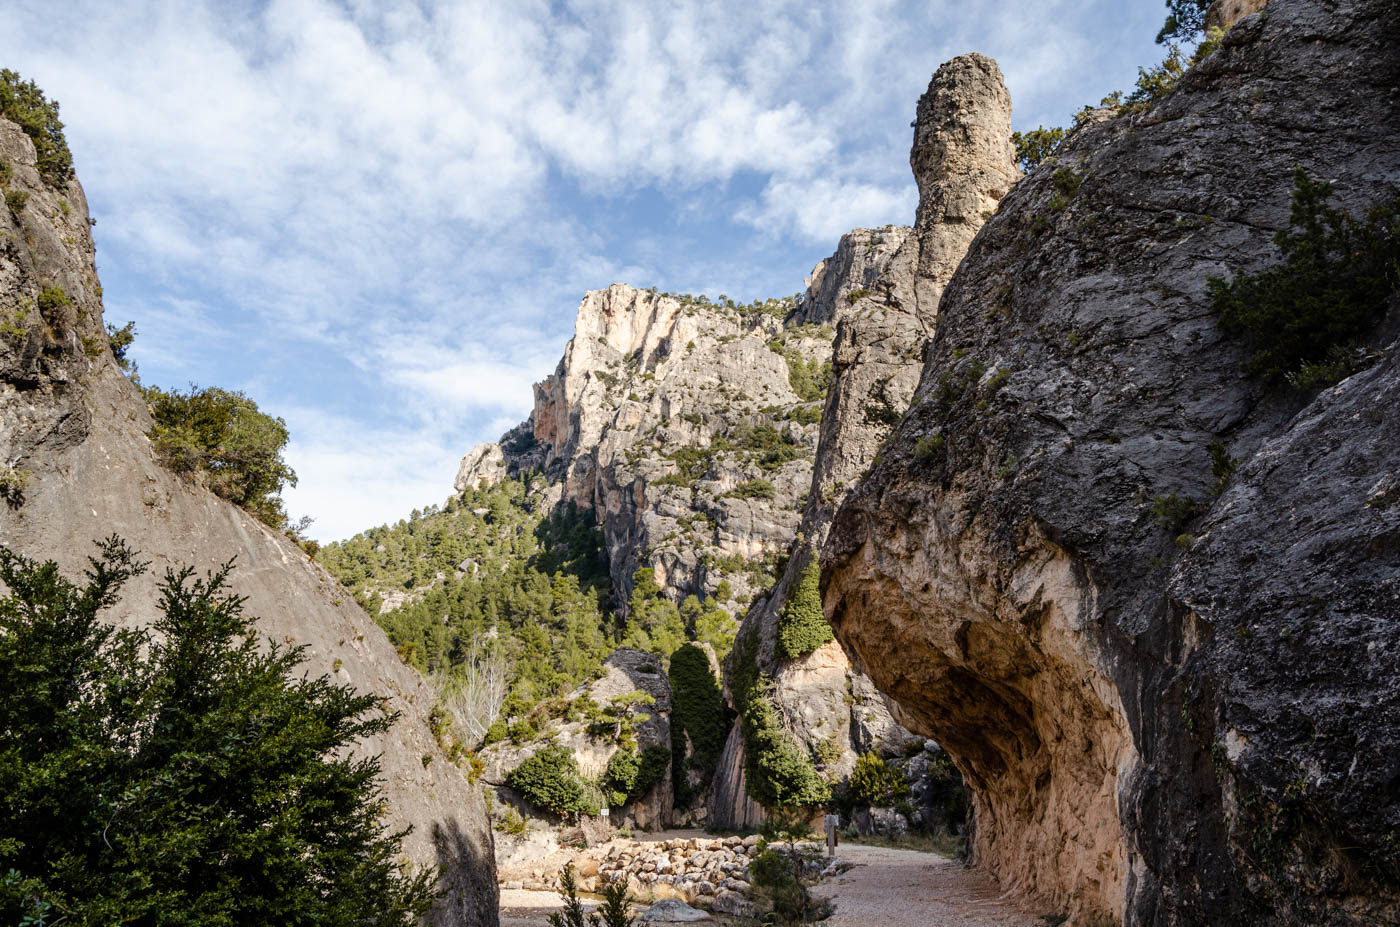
top-left (640, 900), bottom-right (711, 922)
top-left (502, 881), bottom-right (523, 891)
top-left (742, 834), bottom-right (760, 848)
top-left (712, 890), bottom-right (759, 918)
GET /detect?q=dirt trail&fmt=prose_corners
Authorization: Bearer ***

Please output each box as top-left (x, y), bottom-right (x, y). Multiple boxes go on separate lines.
top-left (811, 845), bottom-right (1043, 927)
top-left (499, 838), bottom-right (1045, 927)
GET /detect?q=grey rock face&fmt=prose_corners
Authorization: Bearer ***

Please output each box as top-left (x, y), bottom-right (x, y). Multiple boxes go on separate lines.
top-left (712, 53), bottom-right (1016, 826)
top-left (0, 118), bottom-right (498, 926)
top-left (484, 648), bottom-right (675, 830)
top-left (824, 1), bottom-right (1399, 923)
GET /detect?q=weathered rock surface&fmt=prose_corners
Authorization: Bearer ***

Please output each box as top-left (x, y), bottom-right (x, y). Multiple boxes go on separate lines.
top-left (824, 1), bottom-right (1399, 924)
top-left (0, 117), bottom-right (498, 926)
top-left (712, 53), bottom-right (1017, 827)
top-left (485, 648), bottom-right (676, 831)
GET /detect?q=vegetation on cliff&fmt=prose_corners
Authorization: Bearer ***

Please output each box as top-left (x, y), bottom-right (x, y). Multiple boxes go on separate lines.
top-left (0, 69), bottom-right (73, 186)
top-left (729, 631), bottom-right (829, 810)
top-left (775, 560), bottom-right (833, 661)
top-left (0, 539), bottom-right (434, 925)
top-left (1209, 169), bottom-right (1399, 387)
top-left (668, 642), bottom-right (731, 806)
top-left (319, 476), bottom-right (738, 744)
top-left (142, 384), bottom-right (299, 530)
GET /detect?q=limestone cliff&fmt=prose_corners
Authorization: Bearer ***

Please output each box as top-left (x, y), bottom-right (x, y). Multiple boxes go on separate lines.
top-left (824, 1), bottom-right (1399, 923)
top-left (456, 238), bottom-right (906, 614)
top-left (711, 53), bottom-right (1018, 828)
top-left (0, 117), bottom-right (498, 926)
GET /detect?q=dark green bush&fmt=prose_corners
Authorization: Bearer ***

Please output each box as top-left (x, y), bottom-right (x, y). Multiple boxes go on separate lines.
top-left (1151, 493), bottom-right (1200, 535)
top-left (0, 538), bottom-right (435, 925)
top-left (604, 744), bottom-right (670, 806)
top-left (506, 745), bottom-right (598, 817)
top-left (776, 561), bottom-right (833, 661)
top-left (848, 751), bottom-right (910, 807)
top-left (4, 189), bottom-right (27, 215)
top-left (1012, 126), bottom-right (1065, 171)
top-left (731, 478), bottom-right (776, 500)
top-left (669, 642), bottom-right (729, 807)
top-left (142, 384), bottom-right (297, 528)
top-left (0, 70), bottom-right (73, 186)
top-left (726, 632), bottom-right (827, 809)
top-left (1209, 169), bottom-right (1399, 387)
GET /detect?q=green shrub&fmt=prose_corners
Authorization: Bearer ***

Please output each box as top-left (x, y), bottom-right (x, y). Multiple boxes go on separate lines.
top-left (849, 751), bottom-right (910, 807)
top-left (4, 189), bottom-right (27, 215)
top-left (669, 643), bottom-right (729, 797)
top-left (787, 403), bottom-right (822, 426)
top-left (142, 384), bottom-right (297, 528)
top-left (1052, 167), bottom-right (1082, 199)
top-left (727, 631), bottom-right (826, 809)
top-left (913, 434), bottom-right (944, 461)
top-left (731, 478), bottom-right (776, 500)
top-left (0, 464), bottom-right (30, 505)
top-left (604, 744), bottom-right (670, 806)
top-left (35, 285), bottom-right (68, 314)
top-left (0, 157), bottom-right (11, 184)
top-left (0, 538), bottom-right (435, 925)
top-left (1011, 126), bottom-right (1065, 171)
top-left (506, 745), bottom-right (598, 817)
top-left (845, 288), bottom-right (870, 304)
top-left (1209, 169), bottom-right (1398, 386)
top-left (776, 561), bottom-right (832, 661)
top-left (1151, 493), bottom-right (1200, 535)
top-left (0, 70), bottom-right (73, 186)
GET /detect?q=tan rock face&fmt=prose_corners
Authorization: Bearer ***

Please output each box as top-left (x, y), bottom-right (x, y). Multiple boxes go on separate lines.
top-left (0, 118), bottom-right (497, 927)
top-left (826, 1), bottom-right (1400, 924)
top-left (713, 53), bottom-right (1017, 826)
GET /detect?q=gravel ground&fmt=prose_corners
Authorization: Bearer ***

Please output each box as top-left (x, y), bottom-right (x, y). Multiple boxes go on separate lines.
top-left (499, 839), bottom-right (1045, 927)
top-left (811, 845), bottom-right (1044, 927)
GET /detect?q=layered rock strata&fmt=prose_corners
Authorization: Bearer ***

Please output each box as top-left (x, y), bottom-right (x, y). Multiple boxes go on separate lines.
top-left (712, 53), bottom-right (1018, 827)
top-left (824, 1), bottom-right (1399, 923)
top-left (0, 117), bottom-right (498, 926)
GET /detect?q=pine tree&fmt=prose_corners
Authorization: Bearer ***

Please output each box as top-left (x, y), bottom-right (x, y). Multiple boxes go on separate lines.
top-left (0, 537), bottom-right (437, 925)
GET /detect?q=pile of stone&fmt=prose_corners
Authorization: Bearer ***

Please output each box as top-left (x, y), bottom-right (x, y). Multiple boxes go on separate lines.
top-left (502, 833), bottom-right (848, 916)
top-left (592, 835), bottom-right (761, 914)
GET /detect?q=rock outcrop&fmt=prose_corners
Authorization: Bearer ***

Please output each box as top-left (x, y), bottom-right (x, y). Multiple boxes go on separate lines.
top-left (484, 648), bottom-right (676, 831)
top-left (824, 1), bottom-right (1399, 924)
top-left (711, 53), bottom-right (1017, 827)
top-left (0, 116), bottom-right (498, 926)
top-left (457, 226), bottom-right (912, 617)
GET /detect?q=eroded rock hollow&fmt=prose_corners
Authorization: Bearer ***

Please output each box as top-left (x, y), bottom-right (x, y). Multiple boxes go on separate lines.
top-left (824, 0), bottom-right (1399, 924)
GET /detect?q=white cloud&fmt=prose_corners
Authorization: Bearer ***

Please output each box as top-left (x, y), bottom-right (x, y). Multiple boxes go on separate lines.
top-left (1, 0), bottom-right (1166, 536)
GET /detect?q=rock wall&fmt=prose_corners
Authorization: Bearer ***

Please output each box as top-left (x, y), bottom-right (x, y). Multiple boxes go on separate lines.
top-left (0, 117), bottom-right (498, 927)
top-left (824, 1), bottom-right (1399, 923)
top-left (711, 53), bottom-right (1018, 827)
top-left (457, 237), bottom-right (909, 614)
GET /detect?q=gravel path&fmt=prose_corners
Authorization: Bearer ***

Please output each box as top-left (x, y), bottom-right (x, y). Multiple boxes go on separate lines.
top-left (498, 836), bottom-right (1045, 927)
top-left (812, 845), bottom-right (1043, 927)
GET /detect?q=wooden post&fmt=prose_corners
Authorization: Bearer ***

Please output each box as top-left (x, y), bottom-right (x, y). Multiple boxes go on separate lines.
top-left (823, 813), bottom-right (839, 857)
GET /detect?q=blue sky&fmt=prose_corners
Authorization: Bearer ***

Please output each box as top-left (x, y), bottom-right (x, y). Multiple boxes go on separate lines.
top-left (2, 0), bottom-right (1166, 541)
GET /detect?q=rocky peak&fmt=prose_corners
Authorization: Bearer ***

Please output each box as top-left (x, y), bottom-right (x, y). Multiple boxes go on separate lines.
top-left (793, 225), bottom-right (911, 326)
top-left (709, 53), bottom-right (1017, 829)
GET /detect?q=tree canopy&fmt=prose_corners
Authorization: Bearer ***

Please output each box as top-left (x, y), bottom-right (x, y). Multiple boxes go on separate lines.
top-left (0, 537), bottom-right (435, 925)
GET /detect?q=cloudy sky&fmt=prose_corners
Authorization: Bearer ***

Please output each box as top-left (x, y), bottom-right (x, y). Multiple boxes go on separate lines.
top-left (2, 0), bottom-right (1166, 541)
